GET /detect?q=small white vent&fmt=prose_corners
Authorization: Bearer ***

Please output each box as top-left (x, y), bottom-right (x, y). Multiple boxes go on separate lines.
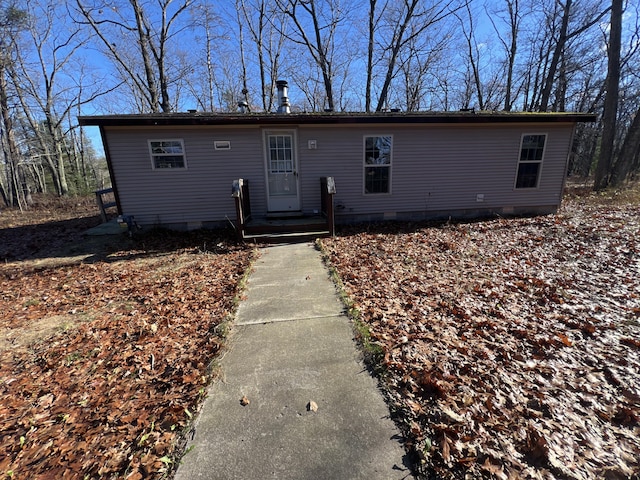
top-left (214, 140), bottom-right (231, 150)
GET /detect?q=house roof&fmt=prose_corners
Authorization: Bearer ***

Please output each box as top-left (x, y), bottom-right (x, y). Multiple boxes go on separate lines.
top-left (78, 111), bottom-right (597, 127)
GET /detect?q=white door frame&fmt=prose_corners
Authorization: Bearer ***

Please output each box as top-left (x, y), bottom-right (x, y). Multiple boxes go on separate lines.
top-left (263, 129), bottom-right (301, 212)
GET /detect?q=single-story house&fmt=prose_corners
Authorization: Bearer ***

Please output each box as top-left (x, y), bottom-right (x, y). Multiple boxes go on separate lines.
top-left (79, 86), bottom-right (595, 238)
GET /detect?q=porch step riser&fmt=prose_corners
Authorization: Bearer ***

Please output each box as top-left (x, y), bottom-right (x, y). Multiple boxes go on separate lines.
top-left (243, 231), bottom-right (331, 244)
top-left (245, 223), bottom-right (329, 235)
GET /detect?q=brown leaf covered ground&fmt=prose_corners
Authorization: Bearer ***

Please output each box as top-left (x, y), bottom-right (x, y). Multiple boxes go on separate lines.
top-left (2, 190), bottom-right (639, 479)
top-left (0, 197), bottom-right (253, 479)
top-left (321, 188), bottom-right (640, 480)
top-left (0, 195), bottom-right (108, 262)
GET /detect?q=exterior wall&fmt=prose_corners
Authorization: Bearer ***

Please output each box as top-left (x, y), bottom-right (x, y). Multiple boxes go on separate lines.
top-left (104, 121), bottom-right (575, 228)
top-left (297, 123), bottom-right (575, 222)
top-left (104, 125), bottom-right (266, 227)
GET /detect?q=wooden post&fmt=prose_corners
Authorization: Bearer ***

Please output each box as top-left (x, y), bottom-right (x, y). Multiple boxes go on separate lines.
top-left (232, 179), bottom-right (251, 241)
top-left (96, 190), bottom-right (107, 223)
top-left (241, 179), bottom-right (251, 220)
top-left (321, 177), bottom-right (336, 237)
top-left (232, 179), bottom-right (245, 241)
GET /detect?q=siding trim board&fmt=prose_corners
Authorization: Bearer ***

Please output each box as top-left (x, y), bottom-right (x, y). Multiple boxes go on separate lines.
top-left (83, 113), bottom-right (595, 230)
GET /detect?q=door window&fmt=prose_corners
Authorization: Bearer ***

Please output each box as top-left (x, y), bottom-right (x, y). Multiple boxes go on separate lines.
top-left (269, 135), bottom-right (294, 173)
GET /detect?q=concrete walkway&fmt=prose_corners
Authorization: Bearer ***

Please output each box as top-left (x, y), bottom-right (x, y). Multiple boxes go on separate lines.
top-left (174, 242), bottom-right (413, 480)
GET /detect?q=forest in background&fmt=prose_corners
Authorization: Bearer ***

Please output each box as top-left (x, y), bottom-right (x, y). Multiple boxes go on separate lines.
top-left (0, 0), bottom-right (639, 210)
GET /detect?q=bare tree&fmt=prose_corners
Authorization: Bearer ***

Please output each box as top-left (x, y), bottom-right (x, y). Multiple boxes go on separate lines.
top-left (237, 0), bottom-right (287, 111)
top-left (610, 106), bottom-right (640, 186)
top-left (487, 0), bottom-right (523, 111)
top-left (74, 0), bottom-right (192, 113)
top-left (608, 0), bottom-right (640, 186)
top-left (9, 0), bottom-right (115, 196)
top-left (372, 0), bottom-right (460, 112)
top-left (537, 0), bottom-right (610, 111)
top-left (274, 0), bottom-right (342, 111)
top-left (393, 30), bottom-right (450, 111)
top-left (593, 0), bottom-right (622, 190)
top-left (184, 2), bottom-right (224, 112)
top-left (454, 2), bottom-right (486, 109)
top-left (365, 0), bottom-right (381, 112)
top-left (0, 3), bottom-right (27, 208)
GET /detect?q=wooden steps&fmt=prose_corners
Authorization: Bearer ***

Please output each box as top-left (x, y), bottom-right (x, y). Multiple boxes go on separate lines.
top-left (242, 215), bottom-right (331, 242)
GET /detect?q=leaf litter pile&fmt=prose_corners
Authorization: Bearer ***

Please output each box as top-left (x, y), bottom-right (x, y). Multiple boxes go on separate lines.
top-left (322, 192), bottom-right (639, 479)
top-left (0, 224), bottom-right (252, 478)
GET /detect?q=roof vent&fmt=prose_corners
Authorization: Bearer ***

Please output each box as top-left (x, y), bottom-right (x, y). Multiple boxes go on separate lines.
top-left (238, 101), bottom-right (249, 114)
top-left (187, 109), bottom-right (197, 114)
top-left (276, 80), bottom-right (290, 114)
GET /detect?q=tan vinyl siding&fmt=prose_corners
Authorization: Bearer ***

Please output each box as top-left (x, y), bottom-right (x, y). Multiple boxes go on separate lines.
top-left (297, 123), bottom-right (573, 219)
top-left (104, 125), bottom-right (265, 226)
top-left (104, 121), bottom-right (574, 227)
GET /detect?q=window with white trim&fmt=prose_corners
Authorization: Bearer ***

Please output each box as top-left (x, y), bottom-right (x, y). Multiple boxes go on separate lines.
top-left (515, 134), bottom-right (546, 189)
top-left (149, 140), bottom-right (186, 169)
top-left (364, 135), bottom-right (392, 194)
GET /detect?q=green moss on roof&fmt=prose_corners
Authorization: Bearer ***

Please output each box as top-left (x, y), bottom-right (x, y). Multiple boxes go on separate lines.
top-left (79, 110), bottom-right (597, 127)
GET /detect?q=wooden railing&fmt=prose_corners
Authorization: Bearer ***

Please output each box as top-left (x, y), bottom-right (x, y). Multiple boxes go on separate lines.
top-left (232, 179), bottom-right (251, 241)
top-left (233, 177), bottom-right (334, 240)
top-left (320, 177), bottom-right (336, 237)
top-left (95, 187), bottom-right (117, 223)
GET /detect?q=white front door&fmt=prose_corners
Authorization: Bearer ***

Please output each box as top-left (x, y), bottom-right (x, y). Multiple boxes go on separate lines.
top-left (265, 131), bottom-right (300, 212)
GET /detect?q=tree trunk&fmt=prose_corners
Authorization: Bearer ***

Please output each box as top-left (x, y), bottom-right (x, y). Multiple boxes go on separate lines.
top-left (539, 0), bottom-right (611, 112)
top-left (459, 3), bottom-right (484, 110)
top-left (0, 64), bottom-right (23, 208)
top-left (375, 0), bottom-right (419, 112)
top-left (0, 173), bottom-right (10, 206)
top-left (131, 0), bottom-right (161, 113)
top-left (365, 0), bottom-right (376, 113)
top-left (54, 130), bottom-right (70, 195)
top-left (277, 0), bottom-right (337, 111)
top-left (308, 0), bottom-right (334, 110)
top-left (594, 0), bottom-right (622, 190)
top-left (503, 0), bottom-right (518, 111)
top-left (610, 106), bottom-right (640, 187)
top-left (539, 0), bottom-right (571, 112)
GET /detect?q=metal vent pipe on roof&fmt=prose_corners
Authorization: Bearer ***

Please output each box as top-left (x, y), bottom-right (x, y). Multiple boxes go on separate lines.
top-left (276, 80), bottom-right (290, 114)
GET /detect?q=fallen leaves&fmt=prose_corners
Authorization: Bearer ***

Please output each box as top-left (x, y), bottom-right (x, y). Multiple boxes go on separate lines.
top-left (322, 195), bottom-right (640, 479)
top-left (0, 228), bottom-right (253, 479)
top-left (0, 195), bottom-right (107, 262)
